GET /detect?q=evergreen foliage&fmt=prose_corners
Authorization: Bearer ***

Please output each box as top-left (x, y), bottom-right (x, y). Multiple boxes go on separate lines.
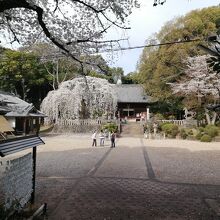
top-left (0, 48), bottom-right (51, 107)
top-left (136, 6), bottom-right (220, 109)
top-left (200, 134), bottom-right (212, 142)
top-left (102, 123), bottom-right (118, 133)
top-left (161, 123), bottom-right (179, 138)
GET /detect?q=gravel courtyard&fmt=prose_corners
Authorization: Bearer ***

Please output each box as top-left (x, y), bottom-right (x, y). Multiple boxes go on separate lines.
top-left (35, 134), bottom-right (220, 219)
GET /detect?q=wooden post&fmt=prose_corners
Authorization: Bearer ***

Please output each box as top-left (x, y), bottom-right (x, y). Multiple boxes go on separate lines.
top-left (31, 117), bottom-right (40, 204)
top-left (127, 105), bottom-right (130, 117)
top-left (36, 118), bottom-right (40, 135)
top-left (31, 146), bottom-right (37, 204)
top-left (23, 118), bottom-right (27, 136)
top-left (146, 108), bottom-right (150, 121)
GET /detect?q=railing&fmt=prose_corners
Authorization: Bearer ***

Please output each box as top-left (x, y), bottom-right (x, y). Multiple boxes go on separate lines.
top-left (56, 119), bottom-right (109, 126)
top-left (158, 120), bottom-right (185, 126)
top-left (49, 118), bottom-right (118, 133)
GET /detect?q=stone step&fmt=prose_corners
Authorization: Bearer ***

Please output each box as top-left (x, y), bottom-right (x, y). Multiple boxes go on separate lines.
top-left (121, 123), bottom-right (144, 136)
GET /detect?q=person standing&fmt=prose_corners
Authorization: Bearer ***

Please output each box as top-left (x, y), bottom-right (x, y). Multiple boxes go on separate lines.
top-left (92, 131), bottom-right (97, 147)
top-left (99, 130), bottom-right (105, 146)
top-left (104, 129), bottom-right (108, 139)
top-left (110, 131), bottom-right (116, 148)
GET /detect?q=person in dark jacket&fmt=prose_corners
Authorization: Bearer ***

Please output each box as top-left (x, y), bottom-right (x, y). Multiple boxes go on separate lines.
top-left (110, 132), bottom-right (116, 148)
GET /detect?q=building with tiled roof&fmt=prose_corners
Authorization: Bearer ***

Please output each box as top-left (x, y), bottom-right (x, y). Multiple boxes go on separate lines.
top-left (0, 91), bottom-right (45, 138)
top-left (115, 84), bottom-right (154, 119)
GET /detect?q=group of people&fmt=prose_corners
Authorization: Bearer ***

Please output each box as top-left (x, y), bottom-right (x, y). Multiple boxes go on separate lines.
top-left (91, 130), bottom-right (116, 148)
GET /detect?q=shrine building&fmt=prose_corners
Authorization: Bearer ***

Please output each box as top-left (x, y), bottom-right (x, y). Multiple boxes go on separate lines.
top-left (115, 84), bottom-right (154, 119)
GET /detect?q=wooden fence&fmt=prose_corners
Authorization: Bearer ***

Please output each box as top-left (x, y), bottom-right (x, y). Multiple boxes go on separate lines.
top-left (157, 119), bottom-right (200, 127)
top-left (158, 120), bottom-right (185, 126)
top-left (56, 119), bottom-right (107, 126)
top-left (53, 119), bottom-right (118, 133)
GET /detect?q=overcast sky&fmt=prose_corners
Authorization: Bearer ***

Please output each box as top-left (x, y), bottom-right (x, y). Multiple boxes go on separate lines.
top-left (104, 0), bottom-right (220, 75)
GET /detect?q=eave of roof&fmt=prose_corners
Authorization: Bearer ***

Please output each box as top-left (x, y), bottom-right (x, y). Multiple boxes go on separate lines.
top-left (0, 106), bottom-right (11, 113)
top-left (0, 135), bottom-right (45, 157)
top-left (5, 111), bottom-right (46, 117)
top-left (0, 92), bottom-right (46, 117)
top-left (115, 84), bottom-right (154, 103)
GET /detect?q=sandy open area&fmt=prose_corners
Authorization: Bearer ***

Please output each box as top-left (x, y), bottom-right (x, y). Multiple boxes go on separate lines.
top-left (38, 134), bottom-right (220, 152)
top-left (2, 133), bottom-right (220, 219)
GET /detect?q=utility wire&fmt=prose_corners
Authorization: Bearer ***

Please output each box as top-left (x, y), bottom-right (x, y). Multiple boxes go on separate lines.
top-left (0, 38), bottom-right (204, 63)
top-left (101, 38), bottom-right (203, 52)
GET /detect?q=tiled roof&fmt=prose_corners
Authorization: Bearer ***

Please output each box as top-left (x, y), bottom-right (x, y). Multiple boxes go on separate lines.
top-left (5, 110), bottom-right (45, 117)
top-left (0, 135), bottom-right (45, 157)
top-left (0, 91), bottom-right (45, 117)
top-left (0, 106), bottom-right (11, 113)
top-left (0, 91), bottom-right (29, 113)
top-left (115, 84), bottom-right (152, 103)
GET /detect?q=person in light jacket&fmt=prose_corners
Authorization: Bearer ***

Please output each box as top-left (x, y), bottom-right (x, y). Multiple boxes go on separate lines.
top-left (91, 131), bottom-right (97, 147)
top-left (99, 130), bottom-right (105, 146)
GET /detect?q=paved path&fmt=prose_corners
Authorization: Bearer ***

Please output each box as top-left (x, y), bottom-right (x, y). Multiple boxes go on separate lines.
top-left (35, 134), bottom-right (220, 220)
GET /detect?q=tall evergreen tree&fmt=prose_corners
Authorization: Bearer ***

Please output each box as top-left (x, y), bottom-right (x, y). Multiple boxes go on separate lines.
top-left (137, 6), bottom-right (220, 102)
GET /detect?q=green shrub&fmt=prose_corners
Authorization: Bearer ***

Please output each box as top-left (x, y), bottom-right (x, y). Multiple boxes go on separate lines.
top-left (188, 129), bottom-right (193, 135)
top-left (200, 134), bottom-right (212, 142)
top-left (204, 125), bottom-right (219, 138)
top-left (102, 122), bottom-right (118, 133)
top-left (154, 113), bottom-right (165, 120)
top-left (196, 132), bottom-right (203, 140)
top-left (161, 123), bottom-right (179, 138)
top-left (158, 121), bottom-right (168, 132)
top-left (180, 128), bottom-right (188, 139)
top-left (198, 127), bottom-right (205, 132)
top-left (168, 115), bottom-right (176, 120)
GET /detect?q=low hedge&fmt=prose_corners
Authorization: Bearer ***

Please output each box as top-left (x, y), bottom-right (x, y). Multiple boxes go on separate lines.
top-left (196, 125), bottom-right (219, 142)
top-left (204, 125), bottom-right (219, 138)
top-left (102, 122), bottom-right (118, 133)
top-left (180, 128), bottom-right (188, 139)
top-left (200, 134), bottom-right (212, 142)
top-left (161, 123), bottom-right (179, 138)
top-left (196, 132), bottom-right (203, 140)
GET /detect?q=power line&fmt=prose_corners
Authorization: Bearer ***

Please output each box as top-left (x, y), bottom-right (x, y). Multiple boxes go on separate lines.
top-left (0, 38), bottom-right (204, 63)
top-left (100, 38), bottom-right (203, 53)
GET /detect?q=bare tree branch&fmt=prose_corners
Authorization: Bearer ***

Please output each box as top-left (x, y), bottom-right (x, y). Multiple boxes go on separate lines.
top-left (5, 14), bottom-right (20, 43)
top-left (54, 0), bottom-right (59, 12)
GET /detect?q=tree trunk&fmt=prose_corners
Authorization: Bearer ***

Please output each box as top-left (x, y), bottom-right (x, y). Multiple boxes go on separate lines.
top-left (56, 60), bottom-right (59, 88)
top-left (205, 108), bottom-right (211, 125)
top-left (205, 108), bottom-right (217, 125)
top-left (211, 111), bottom-right (217, 125)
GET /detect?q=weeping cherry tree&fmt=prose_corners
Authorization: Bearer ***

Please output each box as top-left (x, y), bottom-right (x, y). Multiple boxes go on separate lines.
top-left (41, 76), bottom-right (117, 124)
